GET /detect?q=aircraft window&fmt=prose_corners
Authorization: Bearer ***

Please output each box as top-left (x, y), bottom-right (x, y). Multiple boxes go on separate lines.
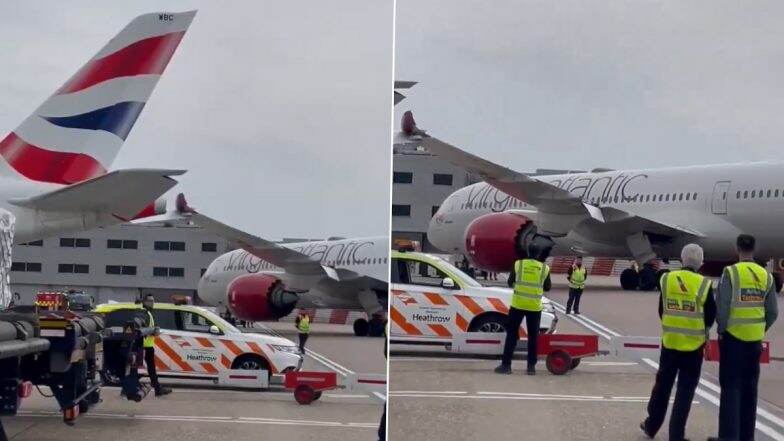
top-left (736, 191), bottom-right (741, 199)
top-left (777, 190), bottom-right (781, 197)
top-left (646, 195), bottom-right (650, 202)
top-left (759, 189), bottom-right (763, 197)
top-left (768, 190), bottom-right (772, 198)
top-left (722, 192), bottom-right (726, 200)
top-left (678, 193), bottom-right (683, 201)
top-left (743, 190), bottom-right (748, 199)
top-left (751, 190), bottom-right (756, 198)
top-left (665, 194), bottom-right (670, 202)
top-left (672, 193), bottom-right (677, 201)
top-left (685, 193), bottom-right (690, 201)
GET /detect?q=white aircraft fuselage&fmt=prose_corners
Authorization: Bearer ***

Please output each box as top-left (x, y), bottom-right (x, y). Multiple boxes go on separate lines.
top-left (198, 236), bottom-right (389, 311)
top-left (430, 161), bottom-right (784, 261)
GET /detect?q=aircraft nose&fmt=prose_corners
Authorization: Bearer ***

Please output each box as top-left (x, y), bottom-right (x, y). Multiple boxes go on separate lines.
top-left (427, 208), bottom-right (448, 249)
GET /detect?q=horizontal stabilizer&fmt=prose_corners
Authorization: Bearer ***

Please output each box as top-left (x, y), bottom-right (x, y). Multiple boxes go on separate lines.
top-left (9, 169), bottom-right (184, 220)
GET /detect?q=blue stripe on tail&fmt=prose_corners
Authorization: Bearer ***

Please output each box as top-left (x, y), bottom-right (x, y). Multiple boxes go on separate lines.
top-left (42, 101), bottom-right (146, 140)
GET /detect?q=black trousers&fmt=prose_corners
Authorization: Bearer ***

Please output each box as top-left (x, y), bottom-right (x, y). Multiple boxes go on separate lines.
top-left (566, 288), bottom-right (583, 313)
top-left (718, 334), bottom-right (762, 441)
top-left (500, 307), bottom-right (541, 368)
top-left (298, 333), bottom-right (309, 352)
top-left (378, 403), bottom-right (386, 441)
top-left (644, 346), bottom-right (703, 440)
top-left (144, 347), bottom-right (162, 392)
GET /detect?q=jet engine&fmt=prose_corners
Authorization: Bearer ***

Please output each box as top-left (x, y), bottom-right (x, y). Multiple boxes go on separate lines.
top-left (464, 212), bottom-right (537, 272)
top-left (227, 274), bottom-right (299, 321)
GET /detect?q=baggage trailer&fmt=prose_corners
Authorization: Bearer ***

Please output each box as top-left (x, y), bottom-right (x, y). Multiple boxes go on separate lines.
top-left (450, 332), bottom-right (603, 375)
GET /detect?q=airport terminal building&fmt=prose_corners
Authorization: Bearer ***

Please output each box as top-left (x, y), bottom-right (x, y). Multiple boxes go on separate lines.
top-left (10, 223), bottom-right (233, 305)
top-left (392, 144), bottom-right (477, 252)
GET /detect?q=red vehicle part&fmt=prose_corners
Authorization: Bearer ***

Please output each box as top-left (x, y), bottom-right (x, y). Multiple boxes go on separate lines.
top-left (704, 339), bottom-right (770, 364)
top-left (536, 334), bottom-right (600, 375)
top-left (284, 371), bottom-right (338, 405)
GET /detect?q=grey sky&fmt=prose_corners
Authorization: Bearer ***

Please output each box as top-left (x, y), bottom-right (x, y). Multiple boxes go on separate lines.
top-left (0, 1), bottom-right (393, 240)
top-left (395, 1), bottom-right (784, 173)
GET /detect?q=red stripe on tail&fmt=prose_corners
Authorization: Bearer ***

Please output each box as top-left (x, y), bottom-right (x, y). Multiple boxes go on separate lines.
top-left (0, 132), bottom-right (106, 184)
top-left (59, 31), bottom-right (186, 95)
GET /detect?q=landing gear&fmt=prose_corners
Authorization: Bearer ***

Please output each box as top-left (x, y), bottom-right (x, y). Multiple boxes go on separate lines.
top-left (620, 268), bottom-right (639, 291)
top-left (353, 318), bottom-right (369, 336)
top-left (638, 264), bottom-right (658, 291)
top-left (353, 317), bottom-right (385, 337)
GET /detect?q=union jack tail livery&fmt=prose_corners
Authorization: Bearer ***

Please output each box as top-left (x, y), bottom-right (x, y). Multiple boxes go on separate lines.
top-left (0, 11), bottom-right (196, 185)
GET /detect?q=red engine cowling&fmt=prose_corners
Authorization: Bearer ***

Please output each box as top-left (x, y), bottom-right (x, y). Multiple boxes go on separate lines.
top-left (464, 212), bottom-right (535, 273)
top-left (227, 274), bottom-right (299, 321)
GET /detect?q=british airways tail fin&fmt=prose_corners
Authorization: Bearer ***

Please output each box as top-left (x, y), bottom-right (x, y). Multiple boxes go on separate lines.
top-left (0, 11), bottom-right (196, 185)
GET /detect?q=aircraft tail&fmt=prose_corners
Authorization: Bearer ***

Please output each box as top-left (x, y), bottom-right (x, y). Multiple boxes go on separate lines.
top-left (0, 11), bottom-right (196, 185)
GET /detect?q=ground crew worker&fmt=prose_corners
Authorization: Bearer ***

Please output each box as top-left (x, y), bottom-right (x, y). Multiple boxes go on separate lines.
top-left (640, 244), bottom-right (715, 441)
top-left (566, 256), bottom-right (587, 315)
top-left (708, 234), bottom-right (778, 441)
top-left (295, 312), bottom-right (311, 353)
top-left (140, 294), bottom-right (172, 397)
top-left (495, 241), bottom-right (552, 375)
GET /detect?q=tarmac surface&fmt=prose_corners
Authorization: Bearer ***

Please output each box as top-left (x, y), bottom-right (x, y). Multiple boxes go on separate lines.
top-left (389, 275), bottom-right (784, 441)
top-left (2, 322), bottom-right (386, 441)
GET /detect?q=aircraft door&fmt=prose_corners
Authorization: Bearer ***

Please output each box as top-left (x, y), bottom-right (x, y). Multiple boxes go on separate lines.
top-left (711, 181), bottom-right (731, 215)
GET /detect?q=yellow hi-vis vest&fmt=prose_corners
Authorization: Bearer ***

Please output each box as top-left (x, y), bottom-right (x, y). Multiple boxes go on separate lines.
top-left (144, 310), bottom-right (155, 348)
top-left (660, 270), bottom-right (709, 351)
top-left (298, 315), bottom-right (310, 333)
top-left (725, 261), bottom-right (770, 342)
top-left (569, 266), bottom-right (586, 290)
top-left (512, 259), bottom-right (550, 311)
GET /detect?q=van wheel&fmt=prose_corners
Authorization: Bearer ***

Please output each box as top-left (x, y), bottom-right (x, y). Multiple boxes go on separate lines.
top-left (468, 314), bottom-right (506, 333)
top-left (232, 354), bottom-right (271, 379)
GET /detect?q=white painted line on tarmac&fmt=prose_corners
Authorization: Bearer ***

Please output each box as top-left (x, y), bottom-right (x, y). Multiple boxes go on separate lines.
top-left (15, 410), bottom-right (377, 429)
top-left (394, 390), bottom-right (468, 395)
top-left (389, 392), bottom-right (663, 403)
top-left (582, 361), bottom-right (638, 366)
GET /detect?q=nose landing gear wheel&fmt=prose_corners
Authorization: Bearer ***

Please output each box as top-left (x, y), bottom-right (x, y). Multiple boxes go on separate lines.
top-left (546, 350), bottom-right (572, 375)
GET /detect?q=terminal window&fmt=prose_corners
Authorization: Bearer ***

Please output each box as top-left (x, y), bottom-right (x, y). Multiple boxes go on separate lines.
top-left (153, 267), bottom-right (185, 277)
top-left (60, 238), bottom-right (91, 248)
top-left (108, 239), bottom-right (138, 249)
top-left (393, 172), bottom-right (413, 184)
top-left (11, 262), bottom-right (41, 272)
top-left (201, 242), bottom-right (217, 252)
top-left (433, 173), bottom-right (453, 186)
top-left (392, 204), bottom-right (411, 217)
top-left (19, 240), bottom-right (43, 246)
top-left (106, 265), bottom-right (137, 276)
top-left (154, 241), bottom-right (186, 251)
top-left (59, 264), bottom-right (89, 274)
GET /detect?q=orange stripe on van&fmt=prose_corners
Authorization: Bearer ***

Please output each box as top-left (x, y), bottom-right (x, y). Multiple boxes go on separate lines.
top-left (423, 292), bottom-right (448, 305)
top-left (488, 298), bottom-right (509, 313)
top-left (247, 342), bottom-right (263, 354)
top-left (455, 295), bottom-right (484, 316)
top-left (195, 337), bottom-right (214, 348)
top-left (201, 363), bottom-right (218, 374)
top-left (156, 339), bottom-right (193, 372)
top-left (390, 307), bottom-right (422, 336)
top-left (154, 355), bottom-right (168, 371)
top-left (220, 340), bottom-right (243, 357)
top-left (220, 354), bottom-right (232, 369)
top-left (428, 324), bottom-right (451, 337)
top-left (455, 313), bottom-right (469, 332)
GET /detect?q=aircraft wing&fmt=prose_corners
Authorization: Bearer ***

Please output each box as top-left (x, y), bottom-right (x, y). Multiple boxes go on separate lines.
top-left (420, 136), bottom-right (703, 238)
top-left (187, 212), bottom-right (331, 277)
top-left (8, 169), bottom-right (184, 220)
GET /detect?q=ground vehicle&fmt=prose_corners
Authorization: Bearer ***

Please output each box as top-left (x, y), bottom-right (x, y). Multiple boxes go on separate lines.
top-left (94, 303), bottom-right (302, 381)
top-left (389, 250), bottom-right (557, 344)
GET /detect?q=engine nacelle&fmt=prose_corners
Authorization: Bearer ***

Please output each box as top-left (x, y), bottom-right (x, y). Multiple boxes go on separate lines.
top-left (227, 274), bottom-right (299, 321)
top-left (464, 212), bottom-right (535, 272)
